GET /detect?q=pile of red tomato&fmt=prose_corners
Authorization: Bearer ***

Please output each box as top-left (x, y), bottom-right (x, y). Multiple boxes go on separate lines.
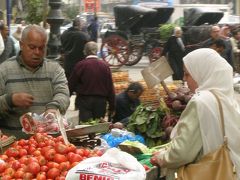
top-left (0, 133), bottom-right (103, 179)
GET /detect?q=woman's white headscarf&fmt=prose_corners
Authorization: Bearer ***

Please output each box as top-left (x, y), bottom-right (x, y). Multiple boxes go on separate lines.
top-left (183, 48), bottom-right (240, 178)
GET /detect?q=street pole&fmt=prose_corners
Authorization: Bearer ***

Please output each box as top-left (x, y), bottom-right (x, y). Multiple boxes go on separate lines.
top-left (6, 0), bottom-right (11, 30)
top-left (46, 0), bottom-right (64, 60)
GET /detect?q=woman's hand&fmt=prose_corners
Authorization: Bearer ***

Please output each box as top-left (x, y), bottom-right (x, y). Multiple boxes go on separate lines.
top-left (150, 150), bottom-right (166, 167)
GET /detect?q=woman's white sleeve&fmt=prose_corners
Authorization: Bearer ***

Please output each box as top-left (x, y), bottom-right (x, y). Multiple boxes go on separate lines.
top-left (161, 101), bottom-right (203, 169)
top-left (0, 34), bottom-right (4, 56)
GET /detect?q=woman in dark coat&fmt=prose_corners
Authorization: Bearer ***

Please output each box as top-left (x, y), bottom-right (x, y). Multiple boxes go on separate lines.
top-left (162, 27), bottom-right (186, 80)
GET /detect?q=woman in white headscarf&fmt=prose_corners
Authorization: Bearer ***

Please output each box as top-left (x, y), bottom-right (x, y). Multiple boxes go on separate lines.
top-left (151, 48), bottom-right (240, 180)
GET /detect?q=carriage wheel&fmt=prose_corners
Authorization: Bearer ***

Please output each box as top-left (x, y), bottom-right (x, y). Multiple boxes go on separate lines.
top-left (148, 46), bottom-right (163, 63)
top-left (100, 35), bottom-right (129, 68)
top-left (125, 43), bottom-right (144, 66)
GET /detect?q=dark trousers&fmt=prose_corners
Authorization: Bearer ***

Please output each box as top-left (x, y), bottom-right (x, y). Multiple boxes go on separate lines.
top-left (76, 95), bottom-right (107, 123)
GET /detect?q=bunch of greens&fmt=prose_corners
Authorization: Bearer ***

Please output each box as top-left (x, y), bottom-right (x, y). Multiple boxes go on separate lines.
top-left (159, 23), bottom-right (176, 41)
top-left (127, 104), bottom-right (169, 148)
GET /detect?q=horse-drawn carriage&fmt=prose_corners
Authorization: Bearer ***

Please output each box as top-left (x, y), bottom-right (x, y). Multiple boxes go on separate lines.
top-left (100, 5), bottom-right (174, 67)
top-left (100, 5), bottom-right (226, 67)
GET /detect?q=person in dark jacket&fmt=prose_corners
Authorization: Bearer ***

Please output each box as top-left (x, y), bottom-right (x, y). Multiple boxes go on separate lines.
top-left (162, 26), bottom-right (186, 80)
top-left (87, 16), bottom-right (99, 42)
top-left (68, 41), bottom-right (115, 123)
top-left (0, 23), bottom-right (16, 64)
top-left (202, 25), bottom-right (234, 69)
top-left (112, 82), bottom-right (144, 126)
top-left (60, 17), bottom-right (90, 80)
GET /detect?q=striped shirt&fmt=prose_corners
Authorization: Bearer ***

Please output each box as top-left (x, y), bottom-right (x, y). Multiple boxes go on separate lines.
top-left (0, 54), bottom-right (70, 128)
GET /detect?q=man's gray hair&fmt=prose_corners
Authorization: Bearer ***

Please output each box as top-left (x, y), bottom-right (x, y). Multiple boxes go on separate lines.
top-left (21, 24), bottom-right (47, 42)
top-left (84, 41), bottom-right (98, 56)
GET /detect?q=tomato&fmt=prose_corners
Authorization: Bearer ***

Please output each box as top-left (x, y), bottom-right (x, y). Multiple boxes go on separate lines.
top-left (3, 167), bottom-right (15, 177)
top-left (56, 176), bottom-right (66, 180)
top-left (37, 142), bottom-right (46, 148)
top-left (20, 164), bottom-right (28, 172)
top-left (14, 170), bottom-right (25, 178)
top-left (61, 170), bottom-right (68, 177)
top-left (45, 139), bottom-right (55, 147)
top-left (28, 138), bottom-right (38, 147)
top-left (59, 161), bottom-right (70, 171)
top-left (70, 162), bottom-right (79, 168)
top-left (55, 143), bottom-right (68, 154)
top-left (40, 165), bottom-right (49, 172)
top-left (23, 172), bottom-right (34, 179)
top-left (1, 175), bottom-right (12, 180)
top-left (11, 160), bottom-right (21, 170)
top-left (27, 156), bottom-right (38, 164)
top-left (44, 149), bottom-right (56, 161)
top-left (67, 152), bottom-right (75, 160)
top-left (37, 155), bottom-right (47, 166)
top-left (28, 146), bottom-right (37, 155)
top-left (143, 164), bottom-right (150, 171)
top-left (41, 146), bottom-right (52, 156)
top-left (0, 154), bottom-right (8, 161)
top-left (5, 147), bottom-right (19, 158)
top-left (18, 139), bottom-right (28, 146)
top-left (53, 153), bottom-right (68, 163)
top-left (69, 154), bottom-right (83, 163)
top-left (95, 150), bottom-right (104, 156)
top-left (83, 149), bottom-right (90, 157)
top-left (33, 150), bottom-right (42, 156)
top-left (35, 133), bottom-right (46, 143)
top-left (75, 149), bottom-right (84, 156)
top-left (55, 136), bottom-right (64, 143)
top-left (0, 161), bottom-right (7, 173)
top-left (27, 162), bottom-right (40, 175)
top-left (46, 161), bottom-right (59, 169)
top-left (19, 156), bottom-right (28, 165)
top-left (150, 156), bottom-right (158, 166)
top-left (47, 167), bottom-right (60, 179)
top-left (19, 149), bottom-right (28, 157)
top-left (67, 144), bottom-right (77, 152)
top-left (36, 172), bottom-right (47, 180)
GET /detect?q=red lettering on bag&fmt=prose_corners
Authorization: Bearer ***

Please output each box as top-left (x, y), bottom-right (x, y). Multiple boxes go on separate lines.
top-left (79, 173), bottom-right (115, 180)
top-left (99, 162), bottom-right (109, 168)
top-left (79, 174), bottom-right (86, 180)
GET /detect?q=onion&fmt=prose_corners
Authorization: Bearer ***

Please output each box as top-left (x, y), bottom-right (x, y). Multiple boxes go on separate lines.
top-left (165, 126), bottom-right (173, 137)
top-left (172, 100), bottom-right (183, 110)
top-left (184, 94), bottom-right (192, 103)
top-left (177, 86), bottom-right (190, 94)
top-left (168, 92), bottom-right (178, 100)
top-left (176, 92), bottom-right (185, 101)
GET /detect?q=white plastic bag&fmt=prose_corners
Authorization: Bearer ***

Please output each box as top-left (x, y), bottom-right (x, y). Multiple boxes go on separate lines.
top-left (66, 148), bottom-right (146, 180)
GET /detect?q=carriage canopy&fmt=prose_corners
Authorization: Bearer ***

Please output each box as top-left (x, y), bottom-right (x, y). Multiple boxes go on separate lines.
top-left (184, 8), bottom-right (224, 26)
top-left (114, 5), bottom-right (174, 33)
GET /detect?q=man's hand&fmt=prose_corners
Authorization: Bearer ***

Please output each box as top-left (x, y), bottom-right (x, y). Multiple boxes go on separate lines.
top-left (44, 108), bottom-right (59, 117)
top-left (12, 93), bottom-right (34, 108)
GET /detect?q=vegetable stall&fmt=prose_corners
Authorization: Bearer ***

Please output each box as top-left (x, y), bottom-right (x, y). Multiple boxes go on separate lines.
top-left (0, 70), bottom-right (191, 180)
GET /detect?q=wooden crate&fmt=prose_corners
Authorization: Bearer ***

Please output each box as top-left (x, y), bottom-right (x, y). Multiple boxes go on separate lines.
top-left (111, 70), bottom-right (129, 83)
